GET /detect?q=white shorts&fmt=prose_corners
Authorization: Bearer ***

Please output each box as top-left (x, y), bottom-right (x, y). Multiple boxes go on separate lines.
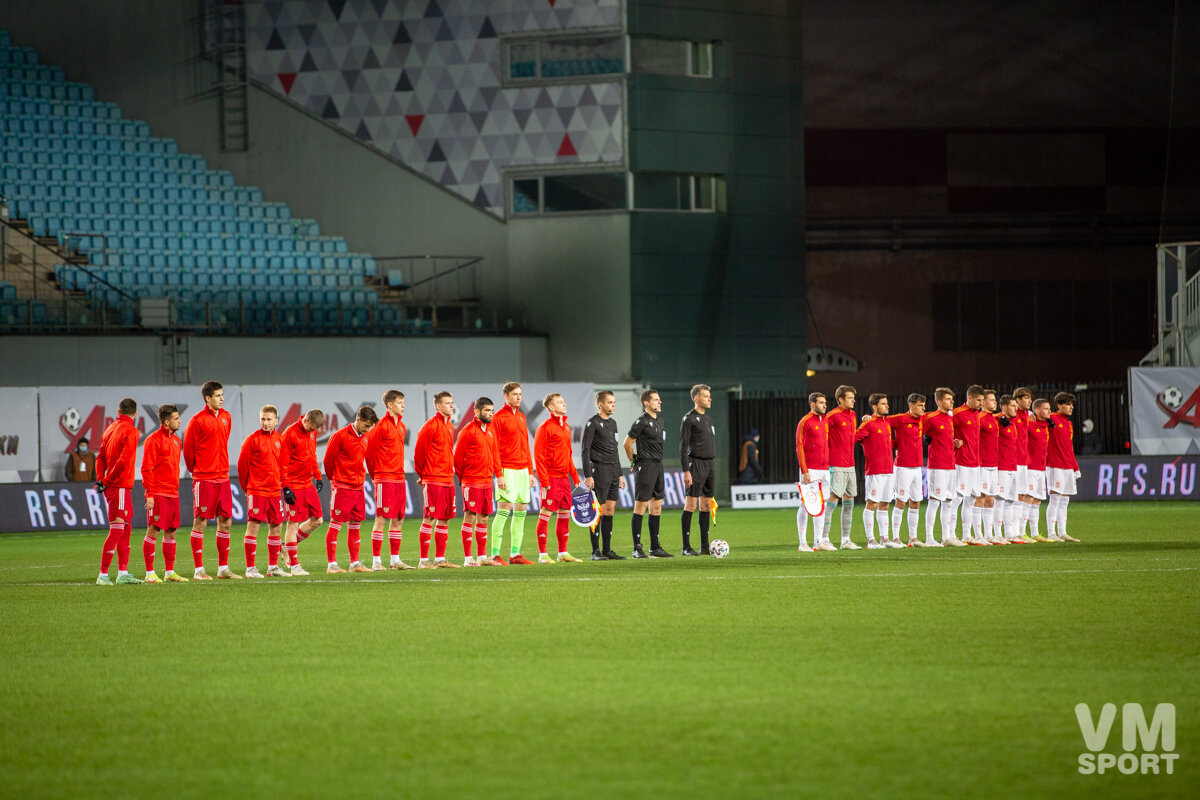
top-left (830, 466), bottom-right (857, 498)
top-left (893, 466), bottom-right (923, 503)
top-left (1025, 469), bottom-right (1047, 501)
top-left (928, 468), bottom-right (955, 501)
top-left (1015, 465), bottom-right (1029, 495)
top-left (956, 465), bottom-right (981, 497)
top-left (995, 470), bottom-right (1019, 502)
top-left (979, 467), bottom-right (998, 496)
top-left (1046, 467), bottom-right (1078, 496)
top-left (864, 473), bottom-right (895, 504)
top-left (800, 469), bottom-right (830, 500)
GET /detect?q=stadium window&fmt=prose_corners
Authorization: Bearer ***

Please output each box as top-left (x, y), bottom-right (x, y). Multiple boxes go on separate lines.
top-left (504, 35), bottom-right (624, 83)
top-left (510, 173), bottom-right (627, 215)
top-left (629, 36), bottom-right (714, 78)
top-left (632, 173), bottom-right (724, 211)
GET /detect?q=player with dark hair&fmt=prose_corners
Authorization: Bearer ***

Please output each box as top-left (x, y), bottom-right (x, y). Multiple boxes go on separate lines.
top-left (1012, 387), bottom-right (1034, 540)
top-left (952, 385), bottom-right (986, 545)
top-left (1046, 392), bottom-right (1081, 542)
top-left (365, 389), bottom-right (413, 570)
top-left (323, 406), bottom-right (378, 573)
top-left (923, 387), bottom-right (961, 546)
top-left (796, 392), bottom-right (832, 551)
top-left (826, 384), bottom-right (861, 550)
top-left (1022, 398), bottom-right (1053, 543)
top-left (888, 393), bottom-right (926, 546)
top-left (454, 396), bottom-right (504, 566)
top-left (582, 390), bottom-right (626, 560)
top-left (281, 408), bottom-right (325, 575)
top-left (534, 393), bottom-right (581, 563)
top-left (492, 381), bottom-right (534, 564)
top-left (184, 380), bottom-right (236, 579)
top-left (855, 393), bottom-right (901, 548)
top-left (95, 397), bottom-right (142, 585)
top-left (994, 394), bottom-right (1019, 543)
top-left (237, 405), bottom-right (285, 578)
top-left (624, 389), bottom-right (671, 558)
top-left (977, 389), bottom-right (1003, 544)
top-left (415, 391), bottom-right (459, 568)
top-left (680, 383), bottom-right (716, 556)
top-left (141, 404), bottom-right (184, 582)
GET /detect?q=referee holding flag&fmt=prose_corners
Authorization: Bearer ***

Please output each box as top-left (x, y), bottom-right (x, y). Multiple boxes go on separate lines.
top-left (680, 384), bottom-right (716, 555)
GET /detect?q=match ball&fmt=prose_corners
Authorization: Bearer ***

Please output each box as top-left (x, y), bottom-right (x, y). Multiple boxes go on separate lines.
top-left (1162, 386), bottom-right (1184, 409)
top-left (710, 539), bottom-right (730, 558)
top-left (61, 407), bottom-right (82, 433)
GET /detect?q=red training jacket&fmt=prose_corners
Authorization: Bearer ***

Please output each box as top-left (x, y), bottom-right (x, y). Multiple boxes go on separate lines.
top-left (96, 415), bottom-right (139, 489)
top-left (534, 414), bottom-right (578, 485)
top-left (365, 412), bottom-right (406, 481)
top-left (279, 419), bottom-right (320, 491)
top-left (238, 429), bottom-right (282, 496)
top-left (414, 412), bottom-right (456, 485)
top-left (141, 425), bottom-right (181, 497)
top-left (454, 418), bottom-right (502, 486)
top-left (183, 406), bottom-right (232, 481)
top-left (323, 424), bottom-right (368, 489)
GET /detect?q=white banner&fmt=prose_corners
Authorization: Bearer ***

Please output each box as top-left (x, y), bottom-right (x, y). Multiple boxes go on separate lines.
top-left (37, 385), bottom-right (243, 482)
top-left (729, 482), bottom-right (802, 509)
top-left (238, 384), bottom-right (426, 473)
top-left (1129, 367), bottom-right (1200, 455)
top-left (0, 387), bottom-right (40, 482)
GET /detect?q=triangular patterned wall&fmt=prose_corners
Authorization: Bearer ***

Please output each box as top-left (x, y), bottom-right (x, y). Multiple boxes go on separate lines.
top-left (247, 0), bottom-right (624, 218)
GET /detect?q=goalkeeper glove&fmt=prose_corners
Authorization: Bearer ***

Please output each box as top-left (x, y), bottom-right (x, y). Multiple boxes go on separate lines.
top-left (315, 479), bottom-right (324, 492)
top-left (94, 480), bottom-right (105, 492)
top-left (283, 487), bottom-right (296, 506)
top-left (998, 416), bottom-right (1010, 428)
top-left (1047, 419), bottom-right (1056, 429)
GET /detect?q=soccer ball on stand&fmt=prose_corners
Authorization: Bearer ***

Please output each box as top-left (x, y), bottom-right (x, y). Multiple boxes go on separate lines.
top-left (1161, 386), bottom-right (1184, 409)
top-left (61, 407), bottom-right (82, 433)
top-left (710, 539), bottom-right (730, 558)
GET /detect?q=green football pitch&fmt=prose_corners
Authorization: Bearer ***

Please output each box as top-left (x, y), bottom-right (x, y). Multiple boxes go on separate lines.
top-left (1, 502), bottom-right (1196, 799)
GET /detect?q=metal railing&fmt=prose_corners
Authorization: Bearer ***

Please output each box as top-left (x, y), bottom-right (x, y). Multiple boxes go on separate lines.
top-left (1149, 242), bottom-right (1200, 366)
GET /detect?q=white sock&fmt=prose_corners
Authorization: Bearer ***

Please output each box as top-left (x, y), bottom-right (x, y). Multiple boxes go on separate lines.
top-left (796, 506), bottom-right (809, 547)
top-left (876, 508), bottom-right (891, 541)
top-left (1030, 503), bottom-right (1042, 539)
top-left (941, 498), bottom-right (959, 542)
top-left (328, 561), bottom-right (338, 568)
top-left (891, 505), bottom-right (903, 537)
top-left (390, 555), bottom-right (400, 565)
top-left (117, 570), bottom-right (128, 577)
top-left (863, 507), bottom-right (876, 541)
top-left (907, 507), bottom-right (919, 541)
top-left (925, 499), bottom-right (941, 543)
top-left (1003, 501), bottom-right (1016, 539)
top-left (1059, 496), bottom-right (1070, 536)
top-left (985, 505), bottom-right (996, 538)
top-left (823, 506), bottom-right (835, 543)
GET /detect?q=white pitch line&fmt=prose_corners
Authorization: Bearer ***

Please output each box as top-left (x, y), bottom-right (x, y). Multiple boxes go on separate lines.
top-left (3, 565), bottom-right (1195, 588)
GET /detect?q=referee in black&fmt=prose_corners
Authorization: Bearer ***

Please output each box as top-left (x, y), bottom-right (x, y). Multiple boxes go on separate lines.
top-left (581, 389), bottom-right (627, 560)
top-left (623, 389), bottom-right (672, 558)
top-left (680, 383), bottom-right (716, 555)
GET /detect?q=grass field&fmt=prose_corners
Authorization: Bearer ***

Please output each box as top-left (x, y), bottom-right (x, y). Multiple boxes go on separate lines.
top-left (1, 502), bottom-right (1197, 799)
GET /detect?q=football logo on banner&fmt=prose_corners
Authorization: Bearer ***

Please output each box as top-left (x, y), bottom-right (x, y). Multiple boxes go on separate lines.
top-left (570, 488), bottom-right (600, 529)
top-left (798, 481), bottom-right (825, 517)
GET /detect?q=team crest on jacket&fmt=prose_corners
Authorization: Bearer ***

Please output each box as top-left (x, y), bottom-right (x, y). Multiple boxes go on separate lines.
top-left (570, 488), bottom-right (600, 528)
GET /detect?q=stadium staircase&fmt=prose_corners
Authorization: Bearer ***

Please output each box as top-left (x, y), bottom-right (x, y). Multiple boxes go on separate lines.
top-left (1142, 242), bottom-right (1200, 367)
top-left (0, 30), bottom-right (486, 334)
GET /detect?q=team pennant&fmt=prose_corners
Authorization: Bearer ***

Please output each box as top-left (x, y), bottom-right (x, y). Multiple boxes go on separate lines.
top-left (798, 481), bottom-right (825, 517)
top-left (570, 487), bottom-right (601, 529)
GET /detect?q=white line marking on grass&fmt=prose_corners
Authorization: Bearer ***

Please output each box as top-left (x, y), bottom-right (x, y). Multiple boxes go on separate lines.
top-left (6, 566), bottom-right (1195, 588)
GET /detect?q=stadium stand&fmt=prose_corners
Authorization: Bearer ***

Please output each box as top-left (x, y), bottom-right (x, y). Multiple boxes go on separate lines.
top-left (0, 29), bottom-right (444, 334)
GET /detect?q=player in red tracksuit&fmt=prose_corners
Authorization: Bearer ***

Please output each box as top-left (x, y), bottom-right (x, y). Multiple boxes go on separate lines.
top-left (95, 397), bottom-right (142, 585)
top-left (854, 393), bottom-right (901, 548)
top-left (887, 393), bottom-right (926, 546)
top-left (454, 396), bottom-right (505, 566)
top-left (183, 380), bottom-right (235, 580)
top-left (533, 392), bottom-right (581, 563)
top-left (365, 389), bottom-right (413, 570)
top-left (1046, 391), bottom-right (1081, 542)
top-left (922, 387), bottom-right (961, 546)
top-left (142, 404), bottom-right (184, 582)
top-left (951, 385), bottom-right (985, 544)
top-left (414, 391), bottom-right (460, 568)
top-left (280, 408), bottom-right (325, 575)
top-left (322, 406), bottom-right (378, 573)
top-left (795, 392), bottom-right (831, 552)
top-left (237, 405), bottom-right (286, 578)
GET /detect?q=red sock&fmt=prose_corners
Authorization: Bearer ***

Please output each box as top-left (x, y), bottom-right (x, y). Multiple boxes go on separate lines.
top-left (267, 534), bottom-right (281, 568)
top-left (388, 526), bottom-right (402, 557)
top-left (348, 523), bottom-right (361, 563)
top-left (460, 523), bottom-right (473, 557)
top-left (117, 523), bottom-right (132, 572)
top-left (163, 537), bottom-right (177, 572)
top-left (216, 530), bottom-right (231, 569)
top-left (325, 523), bottom-right (342, 563)
top-left (555, 514), bottom-right (569, 554)
top-left (419, 521), bottom-right (433, 559)
top-left (286, 541), bottom-right (299, 566)
top-left (434, 523), bottom-right (448, 559)
top-left (101, 522), bottom-right (121, 573)
top-left (244, 534), bottom-right (257, 568)
top-left (142, 535), bottom-right (156, 572)
top-left (475, 523), bottom-right (487, 556)
top-left (536, 513), bottom-right (550, 555)
top-left (297, 526), bottom-right (312, 542)
top-left (371, 528), bottom-right (384, 558)
top-left (190, 529), bottom-right (204, 569)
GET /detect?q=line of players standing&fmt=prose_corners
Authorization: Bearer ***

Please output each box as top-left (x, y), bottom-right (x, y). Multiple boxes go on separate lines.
top-left (92, 381), bottom-right (720, 584)
top-left (795, 384), bottom-right (1082, 551)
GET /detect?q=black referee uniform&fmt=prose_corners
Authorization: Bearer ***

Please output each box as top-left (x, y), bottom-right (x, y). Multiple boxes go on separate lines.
top-left (680, 409), bottom-right (716, 554)
top-left (627, 411), bottom-right (670, 557)
top-left (581, 413), bottom-right (623, 559)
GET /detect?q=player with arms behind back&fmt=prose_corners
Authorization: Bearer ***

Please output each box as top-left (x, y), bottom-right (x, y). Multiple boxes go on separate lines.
top-left (183, 381), bottom-right (236, 579)
top-left (414, 391), bottom-right (460, 569)
top-left (1046, 392), bottom-right (1081, 542)
top-left (280, 408), bottom-right (325, 575)
top-left (322, 406), bottom-right (379, 573)
top-left (95, 397), bottom-right (142, 585)
top-left (624, 389), bottom-right (671, 558)
top-left (142, 404), bottom-right (185, 582)
top-left (365, 389), bottom-right (413, 570)
top-left (237, 405), bottom-right (286, 578)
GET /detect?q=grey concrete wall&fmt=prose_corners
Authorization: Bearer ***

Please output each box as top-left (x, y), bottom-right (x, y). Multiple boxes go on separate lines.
top-left (0, 335), bottom-right (548, 386)
top-left (506, 213), bottom-right (632, 382)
